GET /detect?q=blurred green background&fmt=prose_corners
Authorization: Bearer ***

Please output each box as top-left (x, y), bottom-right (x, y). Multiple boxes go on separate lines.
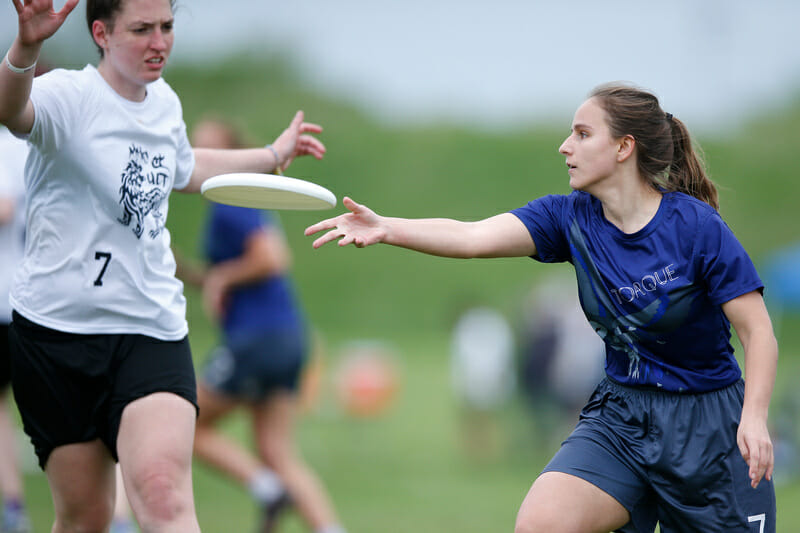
top-left (16, 59), bottom-right (800, 532)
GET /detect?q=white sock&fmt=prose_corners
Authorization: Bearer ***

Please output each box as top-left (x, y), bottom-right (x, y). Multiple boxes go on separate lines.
top-left (248, 468), bottom-right (284, 504)
top-left (316, 526), bottom-right (347, 533)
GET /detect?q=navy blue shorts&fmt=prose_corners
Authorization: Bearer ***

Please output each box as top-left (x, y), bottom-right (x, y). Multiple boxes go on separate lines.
top-left (9, 311), bottom-right (198, 469)
top-left (201, 327), bottom-right (307, 401)
top-left (543, 378), bottom-right (776, 533)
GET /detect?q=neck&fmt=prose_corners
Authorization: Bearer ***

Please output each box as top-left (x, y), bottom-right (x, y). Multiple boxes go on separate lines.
top-left (597, 180), bottom-right (663, 234)
top-left (97, 62), bottom-right (148, 102)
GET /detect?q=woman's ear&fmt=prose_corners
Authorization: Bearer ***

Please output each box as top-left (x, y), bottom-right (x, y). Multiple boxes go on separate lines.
top-left (91, 19), bottom-right (109, 51)
top-left (617, 134), bottom-right (635, 163)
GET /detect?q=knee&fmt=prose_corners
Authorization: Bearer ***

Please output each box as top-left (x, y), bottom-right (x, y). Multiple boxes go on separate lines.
top-left (128, 461), bottom-right (192, 527)
top-left (258, 438), bottom-right (293, 469)
top-left (54, 498), bottom-right (114, 533)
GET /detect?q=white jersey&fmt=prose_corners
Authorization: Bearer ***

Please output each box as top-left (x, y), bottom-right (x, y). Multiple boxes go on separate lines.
top-left (0, 128), bottom-right (28, 323)
top-left (10, 65), bottom-right (195, 340)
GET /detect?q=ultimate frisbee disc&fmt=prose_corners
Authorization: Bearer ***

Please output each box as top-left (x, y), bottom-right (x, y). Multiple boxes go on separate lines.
top-left (201, 173), bottom-right (336, 210)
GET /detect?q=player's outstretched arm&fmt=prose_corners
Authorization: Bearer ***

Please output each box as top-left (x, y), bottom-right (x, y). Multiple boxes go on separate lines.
top-left (182, 111), bottom-right (325, 193)
top-left (305, 196), bottom-right (537, 259)
top-left (0, 0), bottom-right (79, 131)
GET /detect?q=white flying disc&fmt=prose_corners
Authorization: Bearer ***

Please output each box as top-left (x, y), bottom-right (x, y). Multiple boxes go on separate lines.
top-left (201, 173), bottom-right (337, 210)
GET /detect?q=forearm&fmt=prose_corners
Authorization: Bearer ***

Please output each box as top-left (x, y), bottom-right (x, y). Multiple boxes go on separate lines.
top-left (382, 217), bottom-right (484, 258)
top-left (181, 147), bottom-right (280, 193)
top-left (741, 329), bottom-right (778, 419)
top-left (0, 39), bottom-right (40, 127)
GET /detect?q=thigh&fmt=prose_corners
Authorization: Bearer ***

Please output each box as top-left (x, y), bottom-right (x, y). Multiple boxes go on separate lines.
top-left (46, 440), bottom-right (116, 523)
top-left (517, 471), bottom-right (630, 533)
top-left (116, 392), bottom-right (197, 496)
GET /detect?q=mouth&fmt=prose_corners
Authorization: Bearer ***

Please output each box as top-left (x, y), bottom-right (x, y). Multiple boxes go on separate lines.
top-left (566, 163), bottom-right (576, 172)
top-left (145, 57), bottom-right (165, 67)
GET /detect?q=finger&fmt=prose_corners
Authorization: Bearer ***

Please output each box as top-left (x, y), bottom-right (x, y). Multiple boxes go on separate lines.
top-left (289, 110), bottom-right (304, 131)
top-left (11, 0), bottom-right (23, 14)
top-left (312, 230), bottom-right (344, 249)
top-left (748, 447), bottom-right (762, 488)
top-left (300, 122), bottom-right (323, 134)
top-left (343, 196), bottom-right (361, 213)
top-left (59, 0), bottom-right (80, 18)
top-left (305, 218), bottom-right (339, 236)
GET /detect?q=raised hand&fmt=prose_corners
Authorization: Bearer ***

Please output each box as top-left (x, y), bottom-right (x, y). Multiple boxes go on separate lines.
top-left (270, 110), bottom-right (326, 173)
top-left (305, 197), bottom-right (386, 249)
top-left (12, 0), bottom-right (80, 46)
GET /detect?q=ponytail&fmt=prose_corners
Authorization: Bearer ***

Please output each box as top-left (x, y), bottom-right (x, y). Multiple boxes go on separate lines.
top-left (590, 83), bottom-right (719, 210)
top-left (666, 116), bottom-right (718, 210)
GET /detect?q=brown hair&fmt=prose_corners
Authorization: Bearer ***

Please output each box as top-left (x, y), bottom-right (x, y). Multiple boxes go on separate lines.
top-left (590, 83), bottom-right (719, 210)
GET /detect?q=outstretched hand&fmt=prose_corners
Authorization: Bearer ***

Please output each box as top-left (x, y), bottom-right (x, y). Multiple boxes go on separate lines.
top-left (12, 0), bottom-right (79, 46)
top-left (304, 197), bottom-right (385, 249)
top-left (270, 110), bottom-right (325, 173)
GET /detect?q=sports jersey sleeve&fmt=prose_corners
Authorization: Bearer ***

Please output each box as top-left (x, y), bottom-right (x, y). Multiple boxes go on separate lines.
top-left (28, 69), bottom-right (85, 153)
top-left (169, 93), bottom-right (194, 191)
top-left (510, 194), bottom-right (571, 263)
top-left (696, 211), bottom-right (763, 305)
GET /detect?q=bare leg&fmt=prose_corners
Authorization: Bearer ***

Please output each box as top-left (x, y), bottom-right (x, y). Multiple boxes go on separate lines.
top-left (253, 391), bottom-right (341, 531)
top-left (0, 392), bottom-right (23, 501)
top-left (515, 471), bottom-right (630, 533)
top-left (111, 464), bottom-right (137, 532)
top-left (45, 440), bottom-right (116, 533)
top-left (117, 393), bottom-right (199, 533)
top-left (192, 385), bottom-right (263, 484)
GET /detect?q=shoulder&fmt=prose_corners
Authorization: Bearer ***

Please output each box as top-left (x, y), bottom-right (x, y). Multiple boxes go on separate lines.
top-left (661, 191), bottom-right (720, 230)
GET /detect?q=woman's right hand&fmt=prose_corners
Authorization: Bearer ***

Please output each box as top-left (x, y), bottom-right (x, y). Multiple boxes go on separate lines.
top-left (12, 0), bottom-right (79, 47)
top-left (305, 197), bottom-right (386, 249)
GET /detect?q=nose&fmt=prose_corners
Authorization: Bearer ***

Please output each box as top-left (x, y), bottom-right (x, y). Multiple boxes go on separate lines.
top-left (150, 28), bottom-right (168, 51)
top-left (559, 137), bottom-right (571, 155)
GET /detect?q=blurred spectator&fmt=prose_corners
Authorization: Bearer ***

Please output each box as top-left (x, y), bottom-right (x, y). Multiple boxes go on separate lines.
top-left (518, 275), bottom-right (605, 447)
top-left (450, 305), bottom-right (516, 459)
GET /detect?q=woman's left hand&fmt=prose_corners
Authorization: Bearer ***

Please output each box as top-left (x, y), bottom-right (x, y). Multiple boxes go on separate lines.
top-left (270, 110), bottom-right (325, 172)
top-left (737, 411), bottom-right (774, 489)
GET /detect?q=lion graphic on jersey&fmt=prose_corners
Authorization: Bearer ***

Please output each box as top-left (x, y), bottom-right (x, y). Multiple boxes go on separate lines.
top-left (117, 154), bottom-right (167, 239)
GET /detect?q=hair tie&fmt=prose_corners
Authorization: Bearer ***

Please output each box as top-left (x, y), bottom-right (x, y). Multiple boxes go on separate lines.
top-left (665, 112), bottom-right (673, 122)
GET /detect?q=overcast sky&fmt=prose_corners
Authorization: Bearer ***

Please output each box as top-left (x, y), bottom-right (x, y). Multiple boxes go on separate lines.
top-left (2, 0), bottom-right (799, 134)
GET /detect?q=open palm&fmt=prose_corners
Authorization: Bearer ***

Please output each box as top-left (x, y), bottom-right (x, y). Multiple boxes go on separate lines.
top-left (12, 0), bottom-right (79, 46)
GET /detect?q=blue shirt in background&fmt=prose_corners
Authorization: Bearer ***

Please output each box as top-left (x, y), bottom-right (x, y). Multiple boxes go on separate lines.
top-left (205, 204), bottom-right (304, 342)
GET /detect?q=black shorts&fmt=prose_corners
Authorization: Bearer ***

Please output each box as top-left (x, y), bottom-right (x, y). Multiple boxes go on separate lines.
top-left (9, 311), bottom-right (198, 470)
top-left (0, 324), bottom-right (11, 390)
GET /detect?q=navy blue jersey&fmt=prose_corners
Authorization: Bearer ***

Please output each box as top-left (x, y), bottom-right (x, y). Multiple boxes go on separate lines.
top-left (205, 204), bottom-right (304, 341)
top-left (511, 191), bottom-right (762, 393)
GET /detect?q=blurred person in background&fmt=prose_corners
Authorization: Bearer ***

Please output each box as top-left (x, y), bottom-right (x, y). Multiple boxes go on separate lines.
top-left (518, 274), bottom-right (605, 449)
top-left (0, 124), bottom-right (31, 533)
top-left (184, 117), bottom-right (346, 533)
top-left (450, 304), bottom-right (516, 459)
top-left (306, 83), bottom-right (778, 532)
top-left (0, 0), bottom-right (324, 530)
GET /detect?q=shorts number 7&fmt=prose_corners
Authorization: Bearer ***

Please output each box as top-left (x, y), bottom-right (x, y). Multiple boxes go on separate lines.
top-left (748, 513), bottom-right (765, 533)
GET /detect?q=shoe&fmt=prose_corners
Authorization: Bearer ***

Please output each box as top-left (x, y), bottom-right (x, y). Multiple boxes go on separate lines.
top-left (1, 509), bottom-right (31, 533)
top-left (258, 491), bottom-right (292, 533)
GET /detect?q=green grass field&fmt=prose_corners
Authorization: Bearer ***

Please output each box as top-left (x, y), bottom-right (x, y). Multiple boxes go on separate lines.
top-left (14, 59), bottom-right (800, 531)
